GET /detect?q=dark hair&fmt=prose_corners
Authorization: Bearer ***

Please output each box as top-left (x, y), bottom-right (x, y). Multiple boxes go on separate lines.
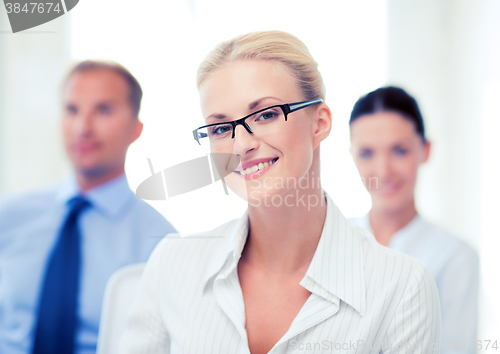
top-left (349, 86), bottom-right (426, 142)
top-left (63, 60), bottom-right (143, 118)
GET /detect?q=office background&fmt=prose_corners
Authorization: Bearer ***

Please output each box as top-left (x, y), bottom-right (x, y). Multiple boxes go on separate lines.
top-left (1, 0), bottom-right (499, 344)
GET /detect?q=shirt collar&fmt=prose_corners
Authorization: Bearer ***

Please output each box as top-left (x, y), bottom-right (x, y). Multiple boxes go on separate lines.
top-left (302, 193), bottom-right (366, 315)
top-left (201, 192), bottom-right (366, 316)
top-left (201, 209), bottom-right (249, 290)
top-left (361, 212), bottom-right (424, 250)
top-left (55, 173), bottom-right (135, 217)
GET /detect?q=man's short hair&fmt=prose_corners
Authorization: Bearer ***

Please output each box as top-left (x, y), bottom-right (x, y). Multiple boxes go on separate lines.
top-left (63, 60), bottom-right (143, 118)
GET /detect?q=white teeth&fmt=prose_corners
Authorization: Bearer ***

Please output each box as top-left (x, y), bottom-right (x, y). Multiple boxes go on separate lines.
top-left (238, 158), bottom-right (277, 176)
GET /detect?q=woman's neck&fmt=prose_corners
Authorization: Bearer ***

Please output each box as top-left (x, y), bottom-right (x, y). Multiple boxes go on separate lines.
top-left (243, 184), bottom-right (326, 274)
top-left (369, 201), bottom-right (417, 246)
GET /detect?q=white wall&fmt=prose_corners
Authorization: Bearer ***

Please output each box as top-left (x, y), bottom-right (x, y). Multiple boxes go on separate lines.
top-left (480, 7), bottom-right (500, 342)
top-left (0, 11), bottom-right (71, 196)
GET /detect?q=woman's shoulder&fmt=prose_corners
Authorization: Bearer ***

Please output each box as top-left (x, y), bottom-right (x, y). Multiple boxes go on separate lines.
top-left (353, 225), bottom-right (437, 291)
top-left (348, 225), bottom-right (439, 326)
top-left (158, 216), bottom-right (239, 249)
top-left (417, 218), bottom-right (479, 263)
top-left (415, 220), bottom-right (479, 286)
top-left (352, 225), bottom-right (429, 277)
top-left (145, 216), bottom-right (243, 276)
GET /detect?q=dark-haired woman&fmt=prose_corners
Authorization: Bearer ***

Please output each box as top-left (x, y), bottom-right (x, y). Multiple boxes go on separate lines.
top-left (349, 86), bottom-right (478, 353)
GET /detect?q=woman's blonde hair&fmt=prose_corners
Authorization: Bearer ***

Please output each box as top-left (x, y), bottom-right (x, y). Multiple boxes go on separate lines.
top-left (196, 30), bottom-right (325, 101)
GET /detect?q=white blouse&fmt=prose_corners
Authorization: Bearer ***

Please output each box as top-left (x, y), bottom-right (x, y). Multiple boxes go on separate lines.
top-left (349, 214), bottom-right (479, 353)
top-left (120, 194), bottom-right (440, 353)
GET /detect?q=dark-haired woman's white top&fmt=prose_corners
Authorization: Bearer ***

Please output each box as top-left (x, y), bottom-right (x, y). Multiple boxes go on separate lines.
top-left (120, 193), bottom-right (441, 353)
top-left (349, 214), bottom-right (479, 354)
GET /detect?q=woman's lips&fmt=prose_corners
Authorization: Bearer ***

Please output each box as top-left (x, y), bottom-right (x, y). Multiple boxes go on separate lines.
top-left (234, 158), bottom-right (278, 180)
top-left (376, 182), bottom-right (401, 195)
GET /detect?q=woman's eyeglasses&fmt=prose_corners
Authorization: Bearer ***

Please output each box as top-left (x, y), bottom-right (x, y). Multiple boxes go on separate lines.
top-left (193, 98), bottom-right (323, 147)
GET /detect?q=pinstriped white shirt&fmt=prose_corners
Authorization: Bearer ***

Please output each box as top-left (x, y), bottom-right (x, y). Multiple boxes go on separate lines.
top-left (120, 193), bottom-right (441, 353)
top-left (349, 213), bottom-right (478, 353)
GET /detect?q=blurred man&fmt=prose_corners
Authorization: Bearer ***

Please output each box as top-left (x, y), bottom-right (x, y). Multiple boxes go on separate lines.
top-left (0, 60), bottom-right (176, 354)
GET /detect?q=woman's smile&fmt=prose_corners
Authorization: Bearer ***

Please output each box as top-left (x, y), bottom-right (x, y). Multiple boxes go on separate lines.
top-left (375, 180), bottom-right (403, 196)
top-left (235, 157), bottom-right (279, 180)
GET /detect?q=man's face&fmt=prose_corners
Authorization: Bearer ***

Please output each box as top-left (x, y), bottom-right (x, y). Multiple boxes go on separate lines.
top-left (61, 69), bottom-right (143, 178)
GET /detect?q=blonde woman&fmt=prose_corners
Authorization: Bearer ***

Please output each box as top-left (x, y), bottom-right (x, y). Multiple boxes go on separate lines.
top-left (120, 31), bottom-right (440, 353)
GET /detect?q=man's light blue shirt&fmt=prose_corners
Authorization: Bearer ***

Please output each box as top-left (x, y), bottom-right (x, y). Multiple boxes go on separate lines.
top-left (0, 173), bottom-right (176, 354)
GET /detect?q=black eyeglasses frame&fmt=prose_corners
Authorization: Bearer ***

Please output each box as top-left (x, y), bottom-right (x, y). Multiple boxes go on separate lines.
top-left (192, 98), bottom-right (324, 145)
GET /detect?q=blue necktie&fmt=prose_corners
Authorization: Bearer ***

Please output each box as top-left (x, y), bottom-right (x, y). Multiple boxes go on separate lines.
top-left (32, 196), bottom-right (90, 354)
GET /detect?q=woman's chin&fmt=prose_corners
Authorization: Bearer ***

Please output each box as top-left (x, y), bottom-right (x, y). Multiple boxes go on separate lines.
top-left (225, 176), bottom-right (266, 203)
top-left (226, 168), bottom-right (320, 206)
top-left (372, 196), bottom-right (410, 214)
top-left (224, 173), bottom-right (250, 200)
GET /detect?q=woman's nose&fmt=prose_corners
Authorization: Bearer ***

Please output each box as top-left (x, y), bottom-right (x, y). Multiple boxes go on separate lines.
top-left (232, 124), bottom-right (260, 156)
top-left (375, 156), bottom-right (393, 179)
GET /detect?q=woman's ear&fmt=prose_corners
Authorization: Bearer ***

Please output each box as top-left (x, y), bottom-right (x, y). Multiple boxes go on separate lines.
top-left (312, 103), bottom-right (332, 150)
top-left (423, 140), bottom-right (431, 163)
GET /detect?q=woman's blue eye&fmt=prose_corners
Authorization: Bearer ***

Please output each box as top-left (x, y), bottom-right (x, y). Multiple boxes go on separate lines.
top-left (211, 124), bottom-right (232, 136)
top-left (360, 150), bottom-right (373, 159)
top-left (394, 147), bottom-right (408, 156)
top-left (256, 110), bottom-right (278, 121)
